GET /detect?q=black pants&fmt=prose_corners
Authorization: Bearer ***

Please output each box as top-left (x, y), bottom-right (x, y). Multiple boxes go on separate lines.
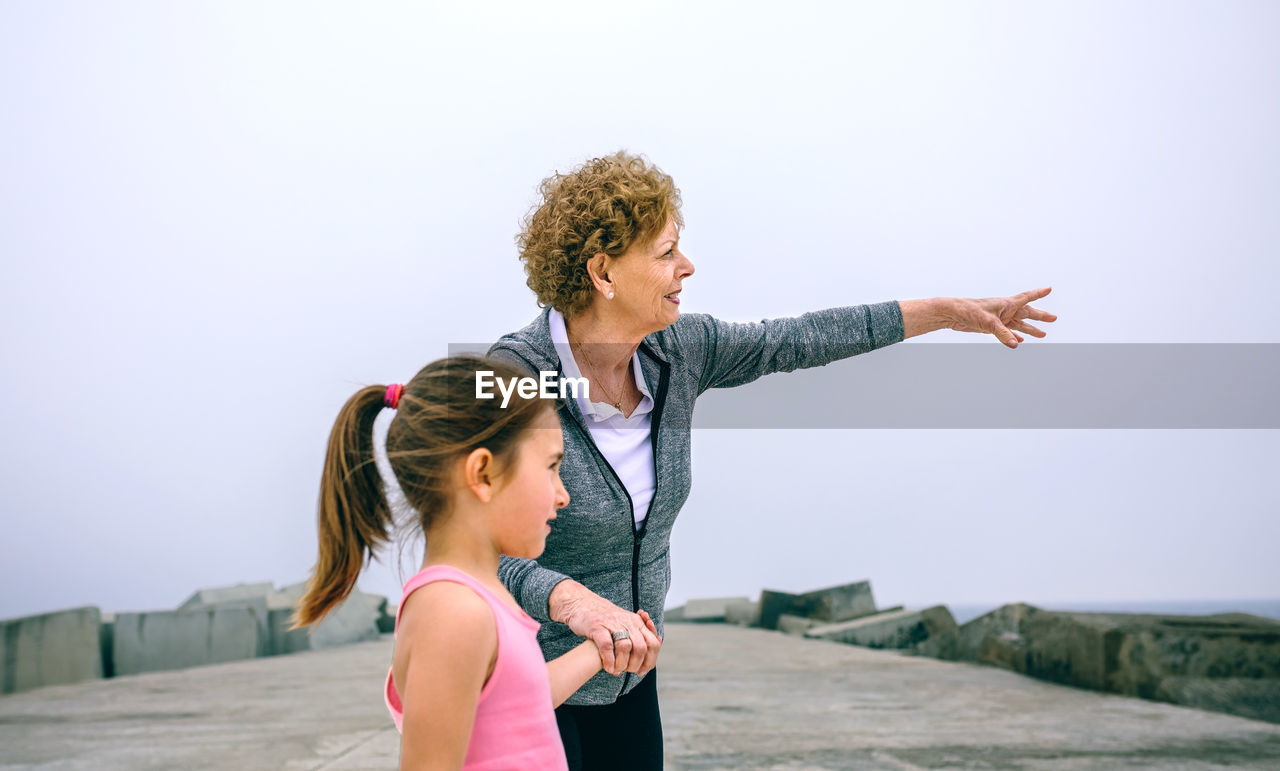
top-left (555, 670), bottom-right (663, 771)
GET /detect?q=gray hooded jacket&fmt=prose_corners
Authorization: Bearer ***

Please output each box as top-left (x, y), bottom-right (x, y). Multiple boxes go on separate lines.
top-left (487, 301), bottom-right (904, 705)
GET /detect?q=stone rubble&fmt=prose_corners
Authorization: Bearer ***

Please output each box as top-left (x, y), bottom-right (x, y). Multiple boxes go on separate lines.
top-left (668, 581), bottom-right (1280, 724)
top-left (0, 580), bottom-right (394, 694)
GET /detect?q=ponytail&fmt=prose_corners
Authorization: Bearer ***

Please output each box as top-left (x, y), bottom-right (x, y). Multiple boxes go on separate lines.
top-left (294, 385), bottom-right (394, 627)
top-left (294, 356), bottom-right (554, 628)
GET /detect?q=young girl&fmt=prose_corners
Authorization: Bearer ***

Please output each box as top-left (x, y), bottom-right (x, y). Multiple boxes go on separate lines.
top-left (292, 356), bottom-right (656, 770)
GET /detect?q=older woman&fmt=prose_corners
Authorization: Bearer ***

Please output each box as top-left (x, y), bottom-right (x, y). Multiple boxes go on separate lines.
top-left (488, 152), bottom-right (1055, 770)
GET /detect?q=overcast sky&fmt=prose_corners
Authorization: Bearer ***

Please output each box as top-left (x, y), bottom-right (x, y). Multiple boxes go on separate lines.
top-left (2, 1), bottom-right (1277, 621)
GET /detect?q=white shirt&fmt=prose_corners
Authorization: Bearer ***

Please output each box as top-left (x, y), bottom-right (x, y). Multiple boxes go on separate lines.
top-left (548, 308), bottom-right (656, 531)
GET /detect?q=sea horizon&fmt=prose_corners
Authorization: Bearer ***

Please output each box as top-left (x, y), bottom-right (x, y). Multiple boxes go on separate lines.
top-left (6, 596), bottom-right (1280, 628)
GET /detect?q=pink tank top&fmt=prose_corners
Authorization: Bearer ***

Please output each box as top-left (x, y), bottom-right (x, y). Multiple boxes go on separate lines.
top-left (384, 565), bottom-right (568, 771)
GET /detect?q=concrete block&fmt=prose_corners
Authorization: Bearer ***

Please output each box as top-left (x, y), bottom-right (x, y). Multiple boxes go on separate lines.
top-left (682, 596), bottom-right (751, 623)
top-left (265, 590), bottom-right (311, 655)
top-left (1104, 613), bottom-right (1280, 694)
top-left (369, 596), bottom-right (394, 634)
top-left (802, 580), bottom-right (878, 624)
top-left (0, 607), bottom-right (103, 694)
top-left (724, 599), bottom-right (761, 627)
top-left (977, 630), bottom-right (1028, 673)
top-left (267, 608), bottom-right (312, 655)
top-left (759, 581), bottom-right (878, 629)
top-left (100, 616), bottom-right (115, 679)
top-left (806, 606), bottom-right (958, 651)
top-left (1155, 676), bottom-right (1280, 724)
top-left (113, 606), bottom-right (264, 676)
top-left (187, 596), bottom-right (271, 650)
top-left (269, 582), bottom-right (381, 651)
top-left (958, 604), bottom-right (1133, 688)
top-left (956, 602), bottom-right (1038, 667)
top-left (179, 582), bottom-right (282, 656)
top-left (777, 614), bottom-right (821, 637)
top-left (1021, 611), bottom-right (1115, 691)
top-left (758, 590), bottom-right (803, 630)
top-left (179, 582), bottom-right (275, 609)
top-left (955, 604), bottom-right (1280, 722)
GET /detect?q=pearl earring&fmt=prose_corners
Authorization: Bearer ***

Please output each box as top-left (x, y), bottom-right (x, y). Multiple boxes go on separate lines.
top-left (607, 291), bottom-right (615, 299)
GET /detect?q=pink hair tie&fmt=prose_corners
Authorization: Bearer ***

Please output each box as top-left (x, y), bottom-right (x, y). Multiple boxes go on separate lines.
top-left (384, 384), bottom-right (404, 410)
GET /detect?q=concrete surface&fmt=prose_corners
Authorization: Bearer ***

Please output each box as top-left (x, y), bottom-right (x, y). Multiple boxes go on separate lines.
top-left (1, 625), bottom-right (1278, 770)
top-left (0, 607), bottom-right (102, 694)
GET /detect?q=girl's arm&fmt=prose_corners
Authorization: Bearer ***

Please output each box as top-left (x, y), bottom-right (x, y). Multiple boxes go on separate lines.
top-left (397, 582), bottom-right (497, 771)
top-left (546, 609), bottom-right (659, 707)
top-left (546, 640), bottom-right (604, 707)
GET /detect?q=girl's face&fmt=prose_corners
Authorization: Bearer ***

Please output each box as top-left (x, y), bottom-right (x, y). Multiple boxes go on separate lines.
top-left (490, 408), bottom-right (569, 559)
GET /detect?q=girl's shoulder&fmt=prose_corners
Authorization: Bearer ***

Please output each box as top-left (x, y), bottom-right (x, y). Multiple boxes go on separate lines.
top-left (398, 579), bottom-right (495, 646)
top-left (393, 576), bottom-right (499, 689)
top-left (398, 564), bottom-right (526, 624)
top-left (397, 566), bottom-right (495, 637)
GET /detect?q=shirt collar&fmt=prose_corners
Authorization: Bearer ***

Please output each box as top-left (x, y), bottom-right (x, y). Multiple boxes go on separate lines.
top-left (548, 307), bottom-right (654, 422)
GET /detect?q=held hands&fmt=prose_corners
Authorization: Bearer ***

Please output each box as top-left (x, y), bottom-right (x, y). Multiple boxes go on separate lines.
top-left (939, 287), bottom-right (1057, 348)
top-left (556, 584), bottom-right (662, 677)
top-left (610, 610), bottom-right (661, 677)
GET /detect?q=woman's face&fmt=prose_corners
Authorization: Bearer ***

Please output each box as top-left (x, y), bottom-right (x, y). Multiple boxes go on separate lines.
top-left (608, 218), bottom-right (694, 335)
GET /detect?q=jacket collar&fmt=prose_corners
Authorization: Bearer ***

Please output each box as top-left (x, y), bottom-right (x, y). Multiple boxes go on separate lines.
top-left (497, 306), bottom-right (670, 372)
top-left (492, 307), bottom-right (670, 430)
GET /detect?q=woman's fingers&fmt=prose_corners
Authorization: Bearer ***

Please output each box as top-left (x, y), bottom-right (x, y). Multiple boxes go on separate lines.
top-left (637, 628), bottom-right (661, 677)
top-left (585, 607), bottom-right (664, 676)
top-left (1017, 286), bottom-right (1052, 303)
top-left (596, 619), bottom-right (653, 675)
top-left (612, 632), bottom-right (634, 675)
top-left (1021, 305), bottom-right (1058, 323)
top-left (590, 627), bottom-right (618, 675)
top-left (632, 610), bottom-right (662, 677)
top-left (570, 595), bottom-right (662, 676)
top-left (955, 289), bottom-right (1054, 346)
top-left (983, 313), bottom-right (1019, 348)
top-left (626, 621), bottom-right (650, 674)
top-left (1010, 320), bottom-right (1046, 337)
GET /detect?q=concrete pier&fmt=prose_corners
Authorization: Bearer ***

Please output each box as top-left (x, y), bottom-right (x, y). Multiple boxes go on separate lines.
top-left (0, 625), bottom-right (1277, 769)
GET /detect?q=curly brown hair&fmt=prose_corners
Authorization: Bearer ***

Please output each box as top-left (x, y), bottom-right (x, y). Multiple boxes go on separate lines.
top-left (518, 151), bottom-right (684, 316)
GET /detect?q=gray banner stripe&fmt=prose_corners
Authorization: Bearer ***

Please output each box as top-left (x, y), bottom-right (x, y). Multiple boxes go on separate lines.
top-left (693, 344), bottom-right (1280, 429)
top-left (447, 344), bottom-right (1280, 428)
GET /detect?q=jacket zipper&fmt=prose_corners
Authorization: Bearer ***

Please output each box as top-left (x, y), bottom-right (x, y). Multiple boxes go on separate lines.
top-left (559, 346), bottom-right (670, 698)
